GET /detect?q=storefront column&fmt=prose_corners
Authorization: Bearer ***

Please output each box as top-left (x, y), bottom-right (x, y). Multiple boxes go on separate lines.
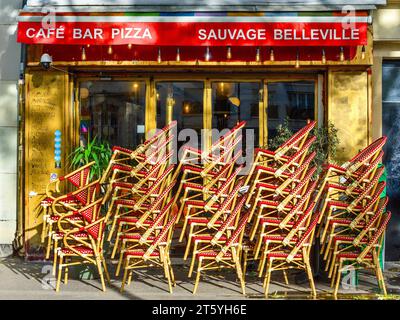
top-left (328, 70), bottom-right (369, 163)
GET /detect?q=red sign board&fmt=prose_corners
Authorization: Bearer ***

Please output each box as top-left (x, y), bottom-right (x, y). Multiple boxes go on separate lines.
top-left (17, 18), bottom-right (368, 46)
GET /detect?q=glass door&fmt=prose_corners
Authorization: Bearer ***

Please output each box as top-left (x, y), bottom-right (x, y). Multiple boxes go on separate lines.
top-left (266, 80), bottom-right (316, 142)
top-left (79, 81), bottom-right (146, 149)
top-left (156, 81), bottom-right (204, 149)
top-left (211, 81), bottom-right (262, 153)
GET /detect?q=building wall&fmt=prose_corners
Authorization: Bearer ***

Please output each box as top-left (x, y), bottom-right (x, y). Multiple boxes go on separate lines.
top-left (372, 1), bottom-right (400, 261)
top-left (0, 0), bottom-right (22, 256)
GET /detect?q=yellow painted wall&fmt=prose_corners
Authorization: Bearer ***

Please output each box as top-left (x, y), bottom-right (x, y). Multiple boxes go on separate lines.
top-left (328, 71), bottom-right (369, 164)
top-left (24, 70), bottom-right (70, 256)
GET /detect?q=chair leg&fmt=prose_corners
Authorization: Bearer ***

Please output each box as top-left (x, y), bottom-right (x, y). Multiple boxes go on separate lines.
top-left (46, 223), bottom-right (53, 260)
top-left (52, 240), bottom-right (59, 276)
top-left (263, 259), bottom-right (273, 298)
top-left (55, 255), bottom-right (63, 292)
top-left (64, 266), bottom-right (69, 285)
top-left (333, 260), bottom-right (343, 297)
top-left (188, 241), bottom-right (198, 278)
top-left (40, 209), bottom-right (48, 243)
top-left (167, 255), bottom-right (176, 287)
top-left (305, 260), bottom-right (316, 297)
top-left (127, 270), bottom-right (133, 286)
top-left (102, 257), bottom-right (111, 285)
top-left (282, 270), bottom-right (289, 285)
top-left (120, 259), bottom-right (129, 293)
top-left (374, 254), bottom-right (387, 296)
top-left (193, 258), bottom-right (202, 295)
top-left (111, 224), bottom-right (124, 259)
top-left (242, 251), bottom-right (248, 278)
top-left (183, 225), bottom-right (194, 260)
top-left (234, 257), bottom-right (246, 295)
top-left (115, 246), bottom-right (125, 277)
top-left (163, 258), bottom-right (173, 294)
top-left (179, 216), bottom-right (189, 243)
top-left (96, 256), bottom-right (107, 292)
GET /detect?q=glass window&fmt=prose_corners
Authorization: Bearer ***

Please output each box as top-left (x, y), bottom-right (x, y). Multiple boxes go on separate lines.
top-left (382, 60), bottom-right (400, 260)
top-left (79, 81), bottom-right (146, 148)
top-left (156, 82), bottom-right (204, 134)
top-left (267, 81), bottom-right (315, 140)
top-left (212, 82), bottom-right (261, 149)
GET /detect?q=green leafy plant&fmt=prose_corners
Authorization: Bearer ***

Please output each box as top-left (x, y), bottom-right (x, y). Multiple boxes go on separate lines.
top-left (69, 135), bottom-right (112, 180)
top-left (268, 118), bottom-right (340, 177)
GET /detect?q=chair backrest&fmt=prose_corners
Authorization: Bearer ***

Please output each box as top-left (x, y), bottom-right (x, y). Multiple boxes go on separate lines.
top-left (287, 211), bottom-right (321, 262)
top-left (207, 179), bottom-right (245, 229)
top-left (347, 136), bottom-right (387, 165)
top-left (279, 179), bottom-right (318, 230)
top-left (204, 165), bottom-right (244, 211)
top-left (133, 164), bottom-right (175, 210)
top-left (346, 168), bottom-right (385, 212)
top-left (350, 181), bottom-right (387, 228)
top-left (216, 210), bottom-right (251, 261)
top-left (60, 161), bottom-right (94, 188)
top-left (353, 196), bottom-right (388, 246)
top-left (275, 121), bottom-right (316, 158)
top-left (69, 180), bottom-right (101, 206)
top-left (212, 195), bottom-right (247, 243)
top-left (357, 211), bottom-right (391, 263)
top-left (74, 198), bottom-right (104, 223)
top-left (143, 212), bottom-right (178, 261)
top-left (139, 196), bottom-right (176, 243)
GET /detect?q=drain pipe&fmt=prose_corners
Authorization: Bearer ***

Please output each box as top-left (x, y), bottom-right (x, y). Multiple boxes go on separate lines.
top-left (14, 0), bottom-right (28, 255)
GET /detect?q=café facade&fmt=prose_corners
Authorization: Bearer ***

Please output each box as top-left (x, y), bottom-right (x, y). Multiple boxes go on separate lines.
top-left (15, 0), bottom-right (385, 257)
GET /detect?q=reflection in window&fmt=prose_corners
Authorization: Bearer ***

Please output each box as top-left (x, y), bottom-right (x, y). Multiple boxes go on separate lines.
top-left (212, 82), bottom-right (261, 148)
top-left (156, 82), bottom-right (204, 147)
top-left (268, 81), bottom-right (315, 140)
top-left (80, 81), bottom-right (146, 148)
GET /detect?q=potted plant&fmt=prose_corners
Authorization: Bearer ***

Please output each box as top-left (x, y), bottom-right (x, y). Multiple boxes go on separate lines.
top-left (268, 118), bottom-right (340, 177)
top-left (69, 135), bottom-right (112, 180)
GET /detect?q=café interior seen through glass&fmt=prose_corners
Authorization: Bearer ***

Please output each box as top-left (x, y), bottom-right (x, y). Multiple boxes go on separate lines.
top-left (79, 79), bottom-right (315, 151)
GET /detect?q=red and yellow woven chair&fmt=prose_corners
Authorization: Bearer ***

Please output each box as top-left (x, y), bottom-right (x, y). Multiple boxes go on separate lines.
top-left (111, 181), bottom-right (177, 261)
top-left (330, 211), bottom-right (391, 297)
top-left (178, 165), bottom-right (244, 242)
top-left (191, 211), bottom-right (250, 295)
top-left (251, 180), bottom-right (318, 262)
top-left (261, 212), bottom-right (321, 298)
top-left (45, 180), bottom-right (101, 261)
top-left (120, 212), bottom-right (178, 294)
top-left (319, 172), bottom-right (385, 249)
top-left (100, 121), bottom-right (177, 186)
top-left (106, 164), bottom-right (175, 242)
top-left (321, 182), bottom-right (387, 260)
top-left (244, 121), bottom-right (316, 198)
top-left (55, 199), bottom-right (110, 292)
top-left (187, 195), bottom-right (247, 277)
top-left (41, 162), bottom-right (95, 244)
top-left (325, 197), bottom-right (388, 279)
top-left (248, 167), bottom-right (317, 242)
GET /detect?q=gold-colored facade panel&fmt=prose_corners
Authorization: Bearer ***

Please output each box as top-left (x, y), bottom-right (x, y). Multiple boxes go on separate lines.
top-left (24, 71), bottom-right (69, 253)
top-left (328, 71), bottom-right (369, 163)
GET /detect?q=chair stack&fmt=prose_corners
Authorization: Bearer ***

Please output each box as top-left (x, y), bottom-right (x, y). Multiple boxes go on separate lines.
top-left (240, 121), bottom-right (322, 296)
top-left (316, 137), bottom-right (390, 296)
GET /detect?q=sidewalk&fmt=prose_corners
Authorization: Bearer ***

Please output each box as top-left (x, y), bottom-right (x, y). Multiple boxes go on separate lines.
top-left (1, 257), bottom-right (399, 300)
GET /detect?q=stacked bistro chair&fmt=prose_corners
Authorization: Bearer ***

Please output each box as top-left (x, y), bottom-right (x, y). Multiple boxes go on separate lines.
top-left (55, 197), bottom-right (110, 292)
top-left (191, 209), bottom-right (251, 295)
top-left (119, 211), bottom-right (179, 294)
top-left (316, 137), bottom-right (390, 296)
top-left (99, 122), bottom-right (176, 241)
top-left (41, 162), bottom-right (95, 248)
top-left (175, 122), bottom-right (246, 239)
top-left (241, 121), bottom-right (320, 283)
